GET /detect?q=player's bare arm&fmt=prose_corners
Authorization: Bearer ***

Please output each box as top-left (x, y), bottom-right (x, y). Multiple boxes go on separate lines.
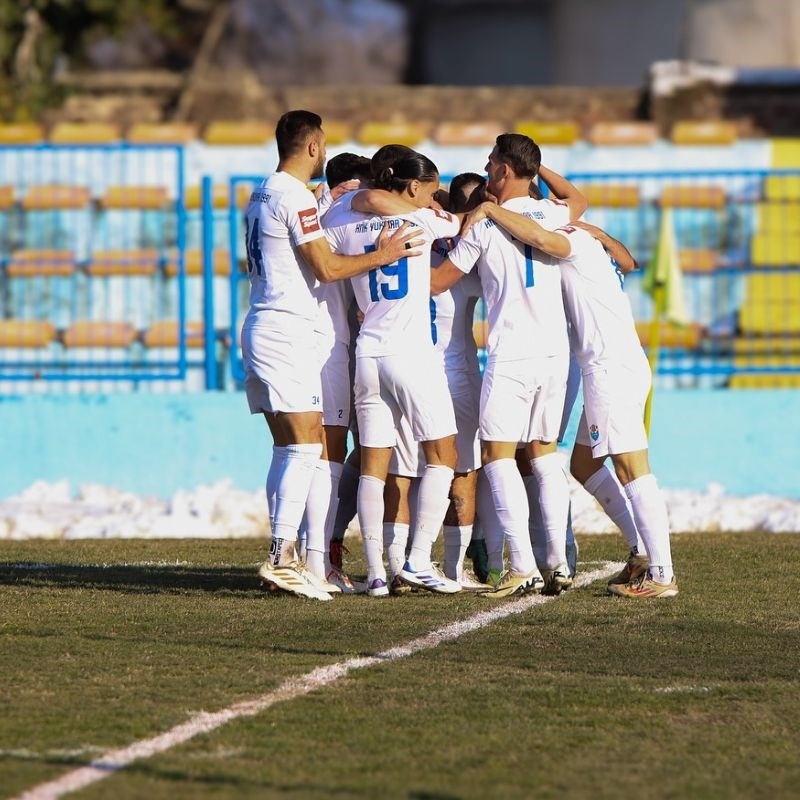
top-left (466, 203), bottom-right (571, 259)
top-left (537, 165), bottom-right (588, 219)
top-left (430, 259), bottom-right (466, 295)
top-left (299, 221), bottom-right (423, 283)
top-left (570, 220), bottom-right (639, 273)
top-left (353, 188), bottom-right (467, 220)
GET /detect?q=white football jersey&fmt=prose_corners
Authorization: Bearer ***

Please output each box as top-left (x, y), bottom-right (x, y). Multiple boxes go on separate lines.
top-left (242, 171), bottom-right (326, 333)
top-left (550, 226), bottom-right (646, 372)
top-left (448, 196), bottom-right (570, 361)
top-left (430, 237), bottom-right (482, 375)
top-left (325, 203), bottom-right (461, 357)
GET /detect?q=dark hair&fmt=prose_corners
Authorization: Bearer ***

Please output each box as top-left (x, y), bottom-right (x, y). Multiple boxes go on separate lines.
top-left (370, 144), bottom-right (416, 180)
top-left (373, 152), bottom-right (439, 193)
top-left (448, 172), bottom-right (486, 213)
top-left (275, 110), bottom-right (323, 161)
top-left (494, 133), bottom-right (541, 179)
top-left (325, 152), bottom-right (372, 188)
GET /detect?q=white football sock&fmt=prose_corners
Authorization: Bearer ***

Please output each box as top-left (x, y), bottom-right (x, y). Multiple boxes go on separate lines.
top-left (357, 474), bottom-right (387, 584)
top-left (443, 524), bottom-right (473, 580)
top-left (584, 465), bottom-right (645, 554)
top-left (624, 473), bottom-right (674, 583)
top-left (483, 458), bottom-right (537, 575)
top-left (523, 473), bottom-right (548, 572)
top-left (476, 467), bottom-right (504, 572)
top-left (407, 464), bottom-right (454, 571)
top-left (383, 521), bottom-right (410, 578)
top-left (529, 453), bottom-right (570, 570)
top-left (265, 445), bottom-right (289, 527)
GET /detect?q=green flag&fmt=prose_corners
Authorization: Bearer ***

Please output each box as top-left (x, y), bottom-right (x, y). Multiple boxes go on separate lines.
top-left (643, 208), bottom-right (690, 325)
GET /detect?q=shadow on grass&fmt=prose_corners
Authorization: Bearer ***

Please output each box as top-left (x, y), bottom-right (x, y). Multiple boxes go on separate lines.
top-left (0, 561), bottom-right (265, 595)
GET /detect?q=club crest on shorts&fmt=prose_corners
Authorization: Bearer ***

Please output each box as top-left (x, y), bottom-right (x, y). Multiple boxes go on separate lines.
top-left (590, 424), bottom-right (600, 441)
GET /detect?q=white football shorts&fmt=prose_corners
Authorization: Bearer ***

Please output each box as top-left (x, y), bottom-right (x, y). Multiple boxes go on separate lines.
top-left (575, 356), bottom-right (652, 458)
top-left (389, 412), bottom-right (424, 478)
top-left (480, 355), bottom-right (568, 444)
top-left (316, 335), bottom-right (351, 427)
top-left (559, 352), bottom-right (582, 443)
top-left (242, 324), bottom-right (322, 415)
top-left (447, 368), bottom-right (482, 473)
top-left (354, 351), bottom-right (457, 449)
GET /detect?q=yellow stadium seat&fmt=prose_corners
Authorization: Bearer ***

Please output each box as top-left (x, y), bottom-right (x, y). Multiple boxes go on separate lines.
top-left (356, 121), bottom-right (429, 147)
top-left (588, 122), bottom-right (657, 146)
top-left (635, 321), bottom-right (703, 349)
top-left (0, 320), bottom-right (56, 348)
top-left (732, 336), bottom-right (800, 355)
top-left (165, 248), bottom-right (230, 277)
top-left (86, 249), bottom-right (161, 277)
top-left (755, 202), bottom-right (800, 234)
top-left (750, 234), bottom-right (800, 266)
top-left (62, 321), bottom-right (138, 348)
top-left (514, 121), bottom-right (579, 145)
top-left (99, 185), bottom-right (169, 209)
top-left (763, 175), bottom-right (800, 202)
top-left (679, 248), bottom-right (720, 273)
top-left (0, 185), bottom-right (14, 210)
top-left (48, 122), bottom-right (120, 144)
top-left (323, 120), bottom-right (353, 145)
top-left (739, 272), bottom-right (800, 333)
top-left (202, 120), bottom-right (272, 145)
top-left (434, 121), bottom-right (504, 146)
top-left (576, 183), bottom-right (640, 207)
top-left (660, 185), bottom-right (726, 208)
top-left (125, 122), bottom-right (198, 144)
top-left (729, 373), bottom-right (800, 388)
top-left (142, 320), bottom-right (205, 348)
top-left (22, 184), bottom-right (90, 210)
top-left (183, 183), bottom-right (252, 210)
top-left (771, 138), bottom-right (800, 168)
top-left (0, 123), bottom-right (44, 143)
top-left (7, 249), bottom-right (75, 277)
top-left (670, 120), bottom-right (738, 145)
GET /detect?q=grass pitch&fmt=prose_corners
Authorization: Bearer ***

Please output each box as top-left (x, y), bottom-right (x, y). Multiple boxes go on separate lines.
top-left (1, 533), bottom-right (799, 799)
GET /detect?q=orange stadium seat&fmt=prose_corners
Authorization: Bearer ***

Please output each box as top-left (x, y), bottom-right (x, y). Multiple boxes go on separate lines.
top-left (356, 121), bottom-right (429, 148)
top-left (183, 183), bottom-right (252, 210)
top-left (125, 122), bottom-right (198, 144)
top-left (433, 121), bottom-right (504, 146)
top-left (323, 120), bottom-right (353, 145)
top-left (514, 121), bottom-right (579, 145)
top-left (48, 122), bottom-right (120, 144)
top-left (0, 185), bottom-right (15, 210)
top-left (635, 321), bottom-right (703, 349)
top-left (576, 183), bottom-right (640, 207)
top-left (99, 185), bottom-right (169, 210)
top-left (22, 184), bottom-right (90, 210)
top-left (165, 248), bottom-right (231, 277)
top-left (86, 249), bottom-right (161, 277)
top-left (660, 185), bottom-right (726, 208)
top-left (142, 320), bottom-right (205, 348)
top-left (202, 120), bottom-right (272, 145)
top-left (0, 123), bottom-right (44, 144)
top-left (670, 120), bottom-right (738, 146)
top-left (7, 249), bottom-right (75, 277)
top-left (679, 248), bottom-right (721, 273)
top-left (0, 320), bottom-right (56, 348)
top-left (588, 121), bottom-right (658, 146)
top-left (472, 320), bottom-right (488, 350)
top-left (62, 321), bottom-right (138, 348)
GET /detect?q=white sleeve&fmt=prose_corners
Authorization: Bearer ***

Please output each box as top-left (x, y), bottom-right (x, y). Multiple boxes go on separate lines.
top-left (284, 186), bottom-right (327, 246)
top-left (448, 228), bottom-right (481, 274)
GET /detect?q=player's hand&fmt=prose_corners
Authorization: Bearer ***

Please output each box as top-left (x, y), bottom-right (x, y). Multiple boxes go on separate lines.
top-left (459, 200), bottom-right (494, 237)
top-left (331, 179), bottom-right (361, 200)
top-left (376, 220), bottom-right (423, 262)
top-left (569, 219), bottom-right (606, 241)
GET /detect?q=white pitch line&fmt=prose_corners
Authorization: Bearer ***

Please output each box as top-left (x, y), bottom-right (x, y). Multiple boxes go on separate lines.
top-left (12, 562), bottom-right (620, 800)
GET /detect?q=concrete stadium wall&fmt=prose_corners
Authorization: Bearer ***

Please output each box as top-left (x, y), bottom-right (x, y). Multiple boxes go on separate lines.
top-left (1, 390), bottom-right (797, 501)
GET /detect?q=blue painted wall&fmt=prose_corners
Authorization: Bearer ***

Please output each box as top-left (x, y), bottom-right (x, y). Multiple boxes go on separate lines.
top-left (1, 390), bottom-right (798, 500)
